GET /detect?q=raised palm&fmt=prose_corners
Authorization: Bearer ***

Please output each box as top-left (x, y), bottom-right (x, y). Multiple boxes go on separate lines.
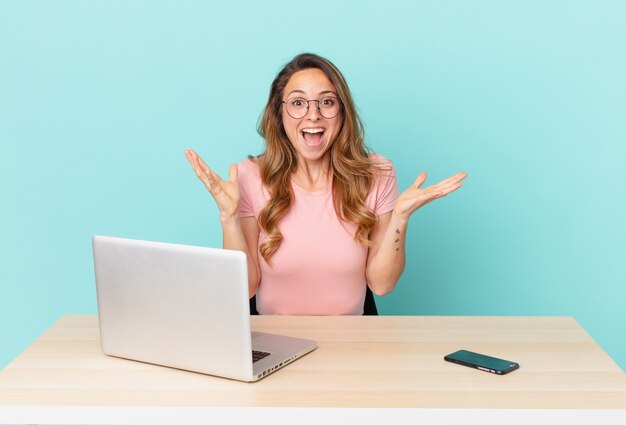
top-left (185, 149), bottom-right (240, 220)
top-left (395, 171), bottom-right (467, 218)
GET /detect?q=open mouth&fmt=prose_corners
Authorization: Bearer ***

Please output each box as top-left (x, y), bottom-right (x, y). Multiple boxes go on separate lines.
top-left (300, 127), bottom-right (326, 148)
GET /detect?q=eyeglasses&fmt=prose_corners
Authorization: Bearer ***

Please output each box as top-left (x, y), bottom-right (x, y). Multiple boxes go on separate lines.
top-left (282, 96), bottom-right (342, 119)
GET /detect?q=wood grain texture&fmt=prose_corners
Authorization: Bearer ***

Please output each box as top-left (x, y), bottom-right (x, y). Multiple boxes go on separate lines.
top-left (1, 315), bottom-right (625, 409)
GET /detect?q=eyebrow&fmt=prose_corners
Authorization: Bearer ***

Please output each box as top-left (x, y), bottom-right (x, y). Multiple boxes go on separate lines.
top-left (287, 89), bottom-right (337, 97)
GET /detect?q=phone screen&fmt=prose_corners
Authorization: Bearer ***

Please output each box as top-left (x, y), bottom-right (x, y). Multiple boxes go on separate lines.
top-left (444, 350), bottom-right (519, 375)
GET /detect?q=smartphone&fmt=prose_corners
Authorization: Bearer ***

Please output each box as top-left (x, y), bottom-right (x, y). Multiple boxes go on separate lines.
top-left (444, 350), bottom-right (519, 375)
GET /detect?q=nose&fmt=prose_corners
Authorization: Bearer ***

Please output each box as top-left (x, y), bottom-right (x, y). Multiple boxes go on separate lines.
top-left (303, 100), bottom-right (320, 120)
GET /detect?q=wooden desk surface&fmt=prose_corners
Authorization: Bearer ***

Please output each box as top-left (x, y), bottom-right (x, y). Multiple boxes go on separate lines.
top-left (1, 315), bottom-right (625, 411)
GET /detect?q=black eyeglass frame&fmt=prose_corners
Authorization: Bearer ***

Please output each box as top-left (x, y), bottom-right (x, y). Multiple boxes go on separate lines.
top-left (281, 97), bottom-right (343, 119)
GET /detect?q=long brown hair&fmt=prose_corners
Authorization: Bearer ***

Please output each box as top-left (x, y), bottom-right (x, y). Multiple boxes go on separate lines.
top-left (256, 53), bottom-right (379, 263)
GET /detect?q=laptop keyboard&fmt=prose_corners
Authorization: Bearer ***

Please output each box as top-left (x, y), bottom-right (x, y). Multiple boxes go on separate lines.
top-left (252, 350), bottom-right (271, 363)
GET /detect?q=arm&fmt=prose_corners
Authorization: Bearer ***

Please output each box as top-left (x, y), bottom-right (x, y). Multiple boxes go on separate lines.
top-left (185, 149), bottom-right (261, 297)
top-left (365, 210), bottom-right (407, 296)
top-left (222, 216), bottom-right (261, 298)
top-left (366, 171), bottom-right (467, 296)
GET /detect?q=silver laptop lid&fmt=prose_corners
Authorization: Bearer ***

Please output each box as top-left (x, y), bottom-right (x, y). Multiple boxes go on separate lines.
top-left (93, 235), bottom-right (254, 381)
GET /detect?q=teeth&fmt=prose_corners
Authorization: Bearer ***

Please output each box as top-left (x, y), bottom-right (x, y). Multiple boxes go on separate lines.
top-left (302, 128), bottom-right (324, 133)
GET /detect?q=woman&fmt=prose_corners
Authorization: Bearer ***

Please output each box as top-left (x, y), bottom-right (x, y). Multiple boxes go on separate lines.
top-left (185, 53), bottom-right (466, 315)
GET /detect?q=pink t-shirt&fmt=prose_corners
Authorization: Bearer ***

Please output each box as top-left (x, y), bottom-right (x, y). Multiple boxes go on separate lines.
top-left (237, 154), bottom-right (399, 315)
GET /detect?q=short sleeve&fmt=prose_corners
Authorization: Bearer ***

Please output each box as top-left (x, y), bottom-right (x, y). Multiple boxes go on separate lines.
top-left (237, 159), bottom-right (256, 218)
top-left (370, 155), bottom-right (399, 216)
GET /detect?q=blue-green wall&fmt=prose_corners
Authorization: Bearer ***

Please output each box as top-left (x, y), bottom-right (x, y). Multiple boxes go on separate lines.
top-left (1, 1), bottom-right (625, 371)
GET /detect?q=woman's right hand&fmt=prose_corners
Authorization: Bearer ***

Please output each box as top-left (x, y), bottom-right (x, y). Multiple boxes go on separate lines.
top-left (184, 149), bottom-right (240, 222)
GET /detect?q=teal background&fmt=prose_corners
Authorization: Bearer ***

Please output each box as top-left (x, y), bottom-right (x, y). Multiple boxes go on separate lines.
top-left (1, 1), bottom-right (625, 371)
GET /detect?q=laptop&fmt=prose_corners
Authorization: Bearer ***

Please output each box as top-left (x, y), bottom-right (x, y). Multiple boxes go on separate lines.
top-left (92, 235), bottom-right (317, 382)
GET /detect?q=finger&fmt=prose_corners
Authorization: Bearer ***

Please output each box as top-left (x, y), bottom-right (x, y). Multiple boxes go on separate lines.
top-left (451, 172), bottom-right (467, 184)
top-left (196, 154), bottom-right (224, 184)
top-left (229, 163), bottom-right (238, 184)
top-left (438, 173), bottom-right (467, 194)
top-left (185, 151), bottom-right (203, 176)
top-left (432, 172), bottom-right (466, 190)
top-left (189, 153), bottom-right (210, 181)
top-left (188, 151), bottom-right (223, 188)
top-left (413, 172), bottom-right (427, 188)
top-left (433, 182), bottom-right (463, 198)
top-left (184, 149), bottom-right (198, 168)
top-left (186, 152), bottom-right (221, 192)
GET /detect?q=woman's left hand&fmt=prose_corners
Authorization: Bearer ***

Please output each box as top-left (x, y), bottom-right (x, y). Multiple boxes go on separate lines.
top-left (394, 171), bottom-right (467, 219)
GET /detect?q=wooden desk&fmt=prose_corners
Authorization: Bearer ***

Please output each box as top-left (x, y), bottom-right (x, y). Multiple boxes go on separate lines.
top-left (1, 315), bottom-right (625, 424)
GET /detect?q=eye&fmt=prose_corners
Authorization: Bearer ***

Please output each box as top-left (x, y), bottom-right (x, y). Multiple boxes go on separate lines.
top-left (290, 98), bottom-right (306, 108)
top-left (320, 97), bottom-right (336, 107)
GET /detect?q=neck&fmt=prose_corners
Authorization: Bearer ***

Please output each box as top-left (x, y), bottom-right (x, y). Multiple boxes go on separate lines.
top-left (292, 155), bottom-right (332, 192)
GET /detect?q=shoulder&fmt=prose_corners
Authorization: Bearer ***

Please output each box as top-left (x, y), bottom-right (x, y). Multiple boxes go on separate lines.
top-left (237, 157), bottom-right (263, 197)
top-left (237, 157), bottom-right (266, 215)
top-left (237, 156), bottom-right (260, 174)
top-left (368, 153), bottom-right (396, 177)
top-left (237, 157), bottom-right (261, 183)
top-left (365, 153), bottom-right (399, 213)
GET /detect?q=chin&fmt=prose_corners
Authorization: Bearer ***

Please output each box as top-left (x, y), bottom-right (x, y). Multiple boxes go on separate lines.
top-left (300, 143), bottom-right (332, 161)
